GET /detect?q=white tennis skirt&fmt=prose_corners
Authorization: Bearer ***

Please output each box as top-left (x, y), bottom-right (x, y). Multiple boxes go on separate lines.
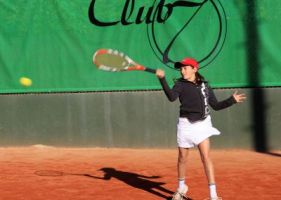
top-left (177, 115), bottom-right (220, 148)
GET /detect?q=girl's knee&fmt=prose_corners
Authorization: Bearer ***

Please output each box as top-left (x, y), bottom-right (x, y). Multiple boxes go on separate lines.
top-left (178, 148), bottom-right (189, 164)
top-left (178, 154), bottom-right (187, 164)
top-left (200, 155), bottom-right (212, 164)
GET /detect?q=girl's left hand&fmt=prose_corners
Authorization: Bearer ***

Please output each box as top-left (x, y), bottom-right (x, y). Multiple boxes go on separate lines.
top-left (233, 90), bottom-right (247, 103)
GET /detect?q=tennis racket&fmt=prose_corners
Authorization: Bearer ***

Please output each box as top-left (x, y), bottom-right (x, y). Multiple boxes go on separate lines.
top-left (93, 49), bottom-right (156, 73)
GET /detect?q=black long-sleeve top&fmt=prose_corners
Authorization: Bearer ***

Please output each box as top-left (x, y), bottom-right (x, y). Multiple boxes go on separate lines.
top-left (159, 77), bottom-right (237, 122)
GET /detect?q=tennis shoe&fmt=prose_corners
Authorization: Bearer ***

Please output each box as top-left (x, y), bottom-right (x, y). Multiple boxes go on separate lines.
top-left (172, 184), bottom-right (189, 200)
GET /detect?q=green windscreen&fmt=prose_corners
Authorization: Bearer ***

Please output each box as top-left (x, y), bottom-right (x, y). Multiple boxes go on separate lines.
top-left (0, 0), bottom-right (281, 93)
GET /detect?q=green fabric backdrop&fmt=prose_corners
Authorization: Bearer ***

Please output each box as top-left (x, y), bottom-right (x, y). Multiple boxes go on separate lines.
top-left (0, 0), bottom-right (280, 93)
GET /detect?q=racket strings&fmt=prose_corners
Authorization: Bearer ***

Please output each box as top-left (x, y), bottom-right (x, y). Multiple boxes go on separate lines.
top-left (93, 48), bottom-right (153, 72)
top-left (94, 50), bottom-right (132, 71)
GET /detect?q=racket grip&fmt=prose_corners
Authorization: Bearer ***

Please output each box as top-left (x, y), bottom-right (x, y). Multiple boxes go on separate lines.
top-left (144, 67), bottom-right (156, 74)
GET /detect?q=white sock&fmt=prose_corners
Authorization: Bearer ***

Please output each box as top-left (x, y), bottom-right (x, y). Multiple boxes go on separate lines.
top-left (209, 183), bottom-right (218, 199)
top-left (178, 178), bottom-right (185, 189)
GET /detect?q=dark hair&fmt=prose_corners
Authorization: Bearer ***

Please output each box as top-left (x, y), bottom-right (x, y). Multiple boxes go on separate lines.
top-left (173, 68), bottom-right (206, 84)
top-left (195, 72), bottom-right (205, 84)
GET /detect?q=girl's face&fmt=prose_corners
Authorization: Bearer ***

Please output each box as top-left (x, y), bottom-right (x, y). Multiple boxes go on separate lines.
top-left (180, 65), bottom-right (197, 81)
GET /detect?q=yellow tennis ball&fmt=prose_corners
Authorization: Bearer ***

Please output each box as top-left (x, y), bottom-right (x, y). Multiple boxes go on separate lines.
top-left (20, 77), bottom-right (32, 87)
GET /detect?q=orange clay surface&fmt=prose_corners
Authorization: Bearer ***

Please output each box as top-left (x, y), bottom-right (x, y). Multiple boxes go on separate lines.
top-left (0, 146), bottom-right (280, 200)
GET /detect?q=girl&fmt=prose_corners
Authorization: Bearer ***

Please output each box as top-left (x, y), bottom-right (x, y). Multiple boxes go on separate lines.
top-left (155, 58), bottom-right (246, 200)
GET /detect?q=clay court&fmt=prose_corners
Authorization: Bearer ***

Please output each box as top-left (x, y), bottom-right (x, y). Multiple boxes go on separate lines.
top-left (0, 146), bottom-right (280, 200)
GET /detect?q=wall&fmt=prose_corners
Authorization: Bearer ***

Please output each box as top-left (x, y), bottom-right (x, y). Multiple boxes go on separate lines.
top-left (0, 88), bottom-right (280, 150)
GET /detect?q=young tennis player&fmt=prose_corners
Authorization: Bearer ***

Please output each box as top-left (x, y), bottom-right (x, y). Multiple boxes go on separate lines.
top-left (155, 58), bottom-right (246, 200)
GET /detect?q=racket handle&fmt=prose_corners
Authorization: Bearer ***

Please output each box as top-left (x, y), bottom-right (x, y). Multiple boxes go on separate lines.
top-left (144, 67), bottom-right (156, 74)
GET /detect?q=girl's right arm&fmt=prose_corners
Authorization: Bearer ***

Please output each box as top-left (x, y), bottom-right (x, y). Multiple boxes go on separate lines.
top-left (156, 69), bottom-right (180, 102)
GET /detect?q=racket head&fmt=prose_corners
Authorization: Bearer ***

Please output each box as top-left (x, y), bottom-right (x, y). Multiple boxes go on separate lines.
top-left (93, 49), bottom-right (145, 72)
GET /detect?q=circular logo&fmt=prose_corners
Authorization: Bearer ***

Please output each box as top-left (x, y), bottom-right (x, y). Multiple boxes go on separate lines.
top-left (147, 0), bottom-right (227, 69)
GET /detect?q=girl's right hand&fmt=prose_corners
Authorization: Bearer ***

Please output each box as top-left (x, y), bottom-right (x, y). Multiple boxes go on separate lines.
top-left (156, 69), bottom-right (165, 78)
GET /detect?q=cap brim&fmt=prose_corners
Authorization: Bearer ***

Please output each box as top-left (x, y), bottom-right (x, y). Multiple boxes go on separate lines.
top-left (174, 62), bottom-right (184, 69)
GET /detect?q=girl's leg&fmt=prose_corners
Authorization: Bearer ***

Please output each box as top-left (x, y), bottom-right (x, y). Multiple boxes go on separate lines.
top-left (172, 147), bottom-right (189, 200)
top-left (198, 138), bottom-right (215, 183)
top-left (177, 147), bottom-right (189, 188)
top-left (198, 138), bottom-right (218, 199)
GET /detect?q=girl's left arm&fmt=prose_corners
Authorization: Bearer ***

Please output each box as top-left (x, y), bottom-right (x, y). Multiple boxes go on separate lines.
top-left (208, 87), bottom-right (246, 110)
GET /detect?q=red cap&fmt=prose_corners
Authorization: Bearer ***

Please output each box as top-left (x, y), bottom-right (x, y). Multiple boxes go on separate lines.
top-left (174, 58), bottom-right (199, 70)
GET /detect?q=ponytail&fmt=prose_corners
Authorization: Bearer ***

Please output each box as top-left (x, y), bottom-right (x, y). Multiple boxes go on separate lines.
top-left (195, 72), bottom-right (205, 84)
